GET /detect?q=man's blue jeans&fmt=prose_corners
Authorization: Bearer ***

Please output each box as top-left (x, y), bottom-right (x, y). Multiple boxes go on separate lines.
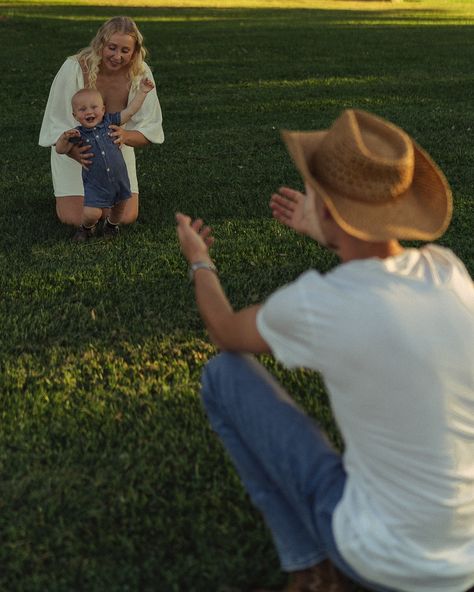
top-left (201, 352), bottom-right (392, 592)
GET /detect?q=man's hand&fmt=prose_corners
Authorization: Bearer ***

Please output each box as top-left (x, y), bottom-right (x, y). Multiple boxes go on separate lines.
top-left (270, 185), bottom-right (324, 242)
top-left (176, 212), bottom-right (215, 265)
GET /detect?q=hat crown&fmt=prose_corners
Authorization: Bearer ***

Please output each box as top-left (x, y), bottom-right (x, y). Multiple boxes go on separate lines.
top-left (314, 110), bottom-right (415, 204)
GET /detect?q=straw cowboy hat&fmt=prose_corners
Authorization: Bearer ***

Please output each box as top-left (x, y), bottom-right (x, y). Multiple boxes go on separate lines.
top-left (282, 109), bottom-right (452, 241)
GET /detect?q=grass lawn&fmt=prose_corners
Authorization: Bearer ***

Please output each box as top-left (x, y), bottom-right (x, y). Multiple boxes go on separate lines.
top-left (0, 1), bottom-right (473, 590)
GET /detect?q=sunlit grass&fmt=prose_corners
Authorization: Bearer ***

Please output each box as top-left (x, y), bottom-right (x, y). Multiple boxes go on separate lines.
top-left (2, 0), bottom-right (474, 12)
top-left (2, 0), bottom-right (474, 25)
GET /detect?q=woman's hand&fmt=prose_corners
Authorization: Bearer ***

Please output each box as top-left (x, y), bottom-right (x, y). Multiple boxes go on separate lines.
top-left (108, 124), bottom-right (128, 148)
top-left (109, 128), bottom-right (150, 148)
top-left (68, 143), bottom-right (93, 170)
top-left (176, 213), bottom-right (215, 265)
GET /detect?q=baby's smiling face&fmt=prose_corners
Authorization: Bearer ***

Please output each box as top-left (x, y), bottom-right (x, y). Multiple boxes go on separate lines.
top-left (72, 89), bottom-right (105, 128)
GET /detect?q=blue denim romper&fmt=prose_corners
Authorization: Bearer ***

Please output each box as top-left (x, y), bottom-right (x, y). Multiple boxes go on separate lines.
top-left (77, 112), bottom-right (132, 209)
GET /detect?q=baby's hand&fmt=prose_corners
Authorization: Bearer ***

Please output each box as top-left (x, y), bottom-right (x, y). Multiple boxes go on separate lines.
top-left (63, 129), bottom-right (81, 142)
top-left (139, 77), bottom-right (155, 93)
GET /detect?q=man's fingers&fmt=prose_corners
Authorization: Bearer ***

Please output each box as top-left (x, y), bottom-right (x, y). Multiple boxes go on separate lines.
top-left (278, 186), bottom-right (305, 202)
top-left (176, 214), bottom-right (212, 242)
top-left (200, 226), bottom-right (213, 241)
top-left (191, 218), bottom-right (204, 232)
top-left (193, 220), bottom-right (214, 241)
top-left (176, 212), bottom-right (192, 226)
top-left (272, 208), bottom-right (291, 224)
top-left (271, 193), bottom-right (295, 210)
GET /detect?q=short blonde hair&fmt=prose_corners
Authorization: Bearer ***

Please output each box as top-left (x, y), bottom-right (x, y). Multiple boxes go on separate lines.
top-left (71, 88), bottom-right (104, 111)
top-left (75, 16), bottom-right (147, 90)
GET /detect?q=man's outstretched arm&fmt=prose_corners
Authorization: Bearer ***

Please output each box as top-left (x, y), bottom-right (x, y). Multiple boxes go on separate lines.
top-left (176, 212), bottom-right (270, 354)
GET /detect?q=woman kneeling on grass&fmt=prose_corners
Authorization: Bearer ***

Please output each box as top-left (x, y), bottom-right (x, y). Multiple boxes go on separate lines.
top-left (39, 15), bottom-right (164, 237)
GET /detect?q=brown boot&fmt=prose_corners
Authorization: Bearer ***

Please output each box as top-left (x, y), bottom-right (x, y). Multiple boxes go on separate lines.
top-left (253, 559), bottom-right (356, 592)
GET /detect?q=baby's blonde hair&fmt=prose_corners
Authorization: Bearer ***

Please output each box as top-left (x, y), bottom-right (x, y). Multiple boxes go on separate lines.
top-left (75, 16), bottom-right (147, 90)
top-left (71, 88), bottom-right (104, 111)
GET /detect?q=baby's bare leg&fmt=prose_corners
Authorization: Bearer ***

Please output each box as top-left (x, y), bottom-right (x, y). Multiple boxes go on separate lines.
top-left (82, 206), bottom-right (102, 227)
top-left (108, 200), bottom-right (128, 225)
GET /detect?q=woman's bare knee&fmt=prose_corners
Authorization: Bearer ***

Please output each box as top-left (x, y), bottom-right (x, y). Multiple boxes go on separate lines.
top-left (55, 194), bottom-right (139, 226)
top-left (56, 210), bottom-right (82, 226)
top-left (120, 193), bottom-right (139, 225)
top-left (56, 196), bottom-right (84, 227)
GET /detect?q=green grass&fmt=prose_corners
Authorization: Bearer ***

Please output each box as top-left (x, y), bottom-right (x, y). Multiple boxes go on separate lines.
top-left (0, 2), bottom-right (473, 590)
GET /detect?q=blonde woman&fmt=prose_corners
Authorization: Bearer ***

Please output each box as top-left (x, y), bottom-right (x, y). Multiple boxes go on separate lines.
top-left (39, 16), bottom-right (164, 228)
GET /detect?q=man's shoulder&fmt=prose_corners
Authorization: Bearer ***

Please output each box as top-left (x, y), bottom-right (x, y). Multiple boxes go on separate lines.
top-left (264, 268), bottom-right (344, 312)
top-left (422, 244), bottom-right (469, 271)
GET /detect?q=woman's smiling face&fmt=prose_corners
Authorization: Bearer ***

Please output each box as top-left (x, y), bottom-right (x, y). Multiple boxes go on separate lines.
top-left (101, 33), bottom-right (136, 72)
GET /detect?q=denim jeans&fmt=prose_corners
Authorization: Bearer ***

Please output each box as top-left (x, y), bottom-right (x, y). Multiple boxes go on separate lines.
top-left (201, 352), bottom-right (393, 592)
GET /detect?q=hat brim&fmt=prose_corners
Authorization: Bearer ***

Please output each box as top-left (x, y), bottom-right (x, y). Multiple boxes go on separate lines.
top-left (282, 129), bottom-right (452, 242)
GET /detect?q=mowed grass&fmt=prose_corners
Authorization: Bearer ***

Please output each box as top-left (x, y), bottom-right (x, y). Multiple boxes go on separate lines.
top-left (0, 2), bottom-right (473, 591)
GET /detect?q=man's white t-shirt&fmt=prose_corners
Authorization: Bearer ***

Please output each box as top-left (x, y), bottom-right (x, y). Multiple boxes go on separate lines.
top-left (256, 245), bottom-right (474, 592)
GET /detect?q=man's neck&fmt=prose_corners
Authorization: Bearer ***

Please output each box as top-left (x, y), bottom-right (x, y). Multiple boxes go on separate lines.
top-left (336, 236), bottom-right (404, 263)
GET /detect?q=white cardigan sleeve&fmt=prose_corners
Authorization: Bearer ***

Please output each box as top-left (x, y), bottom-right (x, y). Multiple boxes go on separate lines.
top-left (125, 63), bottom-right (164, 144)
top-left (38, 57), bottom-right (83, 147)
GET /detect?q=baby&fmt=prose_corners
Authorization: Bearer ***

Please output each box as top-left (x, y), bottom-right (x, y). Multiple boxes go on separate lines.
top-left (55, 77), bottom-right (154, 242)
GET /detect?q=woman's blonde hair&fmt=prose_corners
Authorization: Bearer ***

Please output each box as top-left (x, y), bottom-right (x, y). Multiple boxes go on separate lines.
top-left (76, 16), bottom-right (147, 89)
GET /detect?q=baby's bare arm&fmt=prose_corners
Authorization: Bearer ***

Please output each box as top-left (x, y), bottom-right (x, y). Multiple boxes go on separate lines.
top-left (120, 77), bottom-right (155, 125)
top-left (55, 129), bottom-right (81, 154)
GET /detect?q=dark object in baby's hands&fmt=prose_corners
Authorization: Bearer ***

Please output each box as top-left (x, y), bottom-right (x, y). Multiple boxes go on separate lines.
top-left (68, 135), bottom-right (83, 145)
